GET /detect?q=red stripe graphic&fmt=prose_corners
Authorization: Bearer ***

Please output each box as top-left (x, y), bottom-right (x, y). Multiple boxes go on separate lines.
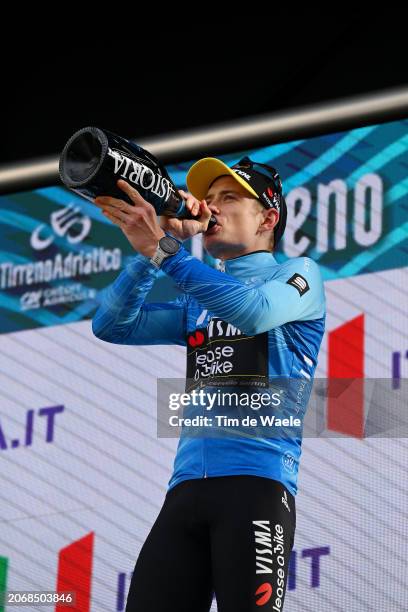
top-left (328, 314), bottom-right (365, 438)
top-left (56, 532), bottom-right (94, 611)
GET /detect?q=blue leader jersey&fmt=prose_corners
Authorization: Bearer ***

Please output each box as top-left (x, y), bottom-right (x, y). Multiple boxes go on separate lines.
top-left (92, 245), bottom-right (326, 496)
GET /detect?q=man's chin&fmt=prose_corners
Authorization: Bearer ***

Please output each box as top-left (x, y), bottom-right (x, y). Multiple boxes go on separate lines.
top-left (203, 230), bottom-right (232, 258)
top-left (203, 237), bottom-right (220, 257)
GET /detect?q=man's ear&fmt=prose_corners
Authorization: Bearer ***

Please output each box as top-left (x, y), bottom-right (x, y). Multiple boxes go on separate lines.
top-left (259, 207), bottom-right (279, 233)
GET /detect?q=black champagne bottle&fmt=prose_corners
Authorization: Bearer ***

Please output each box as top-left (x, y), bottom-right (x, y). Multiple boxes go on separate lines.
top-left (58, 126), bottom-right (217, 227)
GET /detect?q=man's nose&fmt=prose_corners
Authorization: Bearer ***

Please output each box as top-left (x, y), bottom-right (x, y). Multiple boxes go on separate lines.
top-left (208, 203), bottom-right (220, 214)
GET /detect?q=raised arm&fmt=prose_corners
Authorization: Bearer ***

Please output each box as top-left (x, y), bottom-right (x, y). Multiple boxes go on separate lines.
top-left (92, 252), bottom-right (187, 346)
top-left (91, 179), bottom-right (324, 340)
top-left (161, 246), bottom-right (325, 335)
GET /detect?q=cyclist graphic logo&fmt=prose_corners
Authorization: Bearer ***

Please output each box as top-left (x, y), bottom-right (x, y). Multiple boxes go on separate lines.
top-left (30, 204), bottom-right (91, 250)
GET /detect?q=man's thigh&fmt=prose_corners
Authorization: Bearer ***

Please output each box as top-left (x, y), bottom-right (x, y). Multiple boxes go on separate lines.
top-left (126, 481), bottom-right (213, 612)
top-left (209, 476), bottom-right (295, 612)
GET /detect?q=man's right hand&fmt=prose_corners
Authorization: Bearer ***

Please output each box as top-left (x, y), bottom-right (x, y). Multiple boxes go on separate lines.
top-left (159, 190), bottom-right (214, 241)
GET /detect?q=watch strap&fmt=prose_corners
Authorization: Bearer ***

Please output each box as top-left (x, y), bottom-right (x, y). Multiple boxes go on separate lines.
top-left (149, 233), bottom-right (181, 268)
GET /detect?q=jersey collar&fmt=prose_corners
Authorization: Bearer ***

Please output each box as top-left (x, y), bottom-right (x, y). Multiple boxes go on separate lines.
top-left (223, 250), bottom-right (278, 279)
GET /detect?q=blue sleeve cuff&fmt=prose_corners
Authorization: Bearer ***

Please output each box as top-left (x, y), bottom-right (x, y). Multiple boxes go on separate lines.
top-left (161, 244), bottom-right (192, 273)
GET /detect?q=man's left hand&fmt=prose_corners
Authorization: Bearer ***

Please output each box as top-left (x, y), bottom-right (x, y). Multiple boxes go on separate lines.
top-left (94, 179), bottom-right (165, 257)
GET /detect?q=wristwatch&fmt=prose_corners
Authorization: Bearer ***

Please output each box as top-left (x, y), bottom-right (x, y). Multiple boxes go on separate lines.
top-left (149, 233), bottom-right (181, 268)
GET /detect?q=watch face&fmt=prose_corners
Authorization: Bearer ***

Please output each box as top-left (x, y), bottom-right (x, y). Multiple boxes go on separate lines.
top-left (159, 235), bottom-right (180, 255)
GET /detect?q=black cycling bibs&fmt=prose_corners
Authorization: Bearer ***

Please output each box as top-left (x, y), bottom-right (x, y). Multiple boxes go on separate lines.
top-left (125, 475), bottom-right (296, 612)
